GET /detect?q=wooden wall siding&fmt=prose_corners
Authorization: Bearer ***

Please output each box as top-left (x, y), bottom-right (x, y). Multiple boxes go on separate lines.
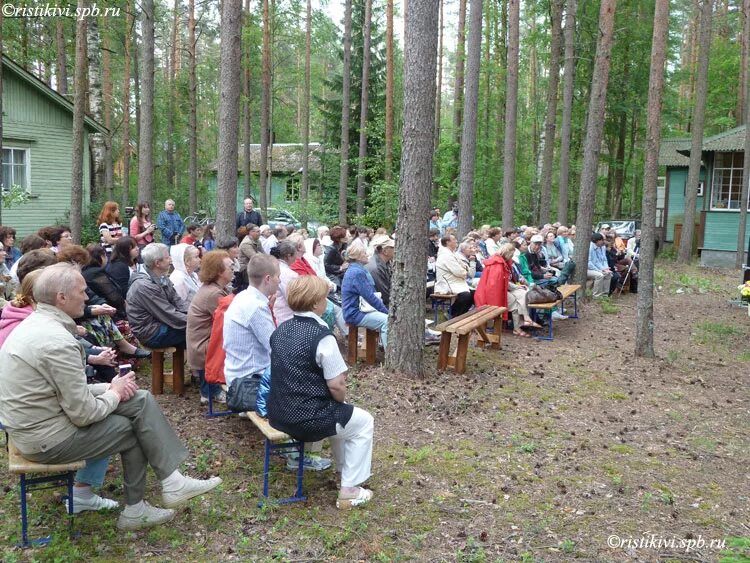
top-left (207, 174), bottom-right (291, 211)
top-left (2, 71), bottom-right (92, 236)
top-left (703, 212), bottom-right (750, 251)
top-left (665, 168), bottom-right (706, 242)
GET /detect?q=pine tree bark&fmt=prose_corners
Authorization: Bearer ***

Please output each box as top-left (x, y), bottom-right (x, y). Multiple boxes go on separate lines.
top-left (571, 0), bottom-right (617, 288)
top-left (433, 0), bottom-right (444, 194)
top-left (56, 19), bottom-right (68, 96)
top-left (133, 26), bottom-right (141, 147)
top-left (260, 0), bottom-right (271, 214)
top-left (739, 0), bottom-right (749, 125)
top-left (71, 1), bottom-right (88, 244)
top-left (539, 0), bottom-right (563, 225)
top-left (453, 0), bottom-right (467, 145)
top-left (493, 0), bottom-right (506, 216)
top-left (243, 0), bottom-right (252, 202)
top-left (355, 0), bottom-right (373, 217)
top-left (121, 0), bottom-right (132, 211)
top-left (557, 0), bottom-right (577, 224)
top-left (636, 0), bottom-right (669, 358)
top-left (167, 0), bottom-right (179, 192)
top-left (301, 0), bottom-right (312, 219)
top-left (217, 0), bottom-right (242, 241)
top-left (385, 0), bottom-right (394, 183)
top-left (679, 0), bottom-right (713, 263)
top-left (189, 0), bottom-right (199, 214)
top-left (87, 17), bottom-right (105, 199)
top-left (384, 0), bottom-right (439, 376)
top-left (338, 0), bottom-right (353, 224)
top-left (501, 0), bottom-right (519, 230)
top-left (738, 1), bottom-right (750, 268)
top-left (103, 26), bottom-right (114, 200)
top-left (457, 0), bottom-right (483, 237)
top-left (137, 0), bottom-right (155, 208)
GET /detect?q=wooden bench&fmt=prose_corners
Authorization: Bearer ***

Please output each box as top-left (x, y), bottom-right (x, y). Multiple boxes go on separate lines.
top-left (6, 437), bottom-right (85, 547)
top-left (526, 283), bottom-right (581, 341)
top-left (246, 412), bottom-right (306, 505)
top-left (435, 305), bottom-right (507, 374)
top-left (145, 346), bottom-right (185, 395)
top-left (430, 293), bottom-right (457, 324)
top-left (346, 324), bottom-right (378, 366)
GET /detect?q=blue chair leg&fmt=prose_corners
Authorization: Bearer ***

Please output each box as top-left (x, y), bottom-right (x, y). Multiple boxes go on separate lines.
top-left (262, 439), bottom-right (271, 499)
top-left (295, 442), bottom-right (305, 500)
top-left (206, 393), bottom-right (234, 418)
top-left (20, 473), bottom-right (29, 548)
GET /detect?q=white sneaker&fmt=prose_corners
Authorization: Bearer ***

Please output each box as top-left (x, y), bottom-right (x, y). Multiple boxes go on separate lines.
top-left (551, 311), bottom-right (568, 321)
top-left (200, 395), bottom-right (209, 405)
top-left (67, 493), bottom-right (119, 514)
top-left (214, 390), bottom-right (227, 404)
top-left (162, 476), bottom-right (223, 508)
top-left (116, 502), bottom-right (175, 530)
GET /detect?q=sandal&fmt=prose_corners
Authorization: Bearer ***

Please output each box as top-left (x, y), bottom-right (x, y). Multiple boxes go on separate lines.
top-left (513, 330), bottom-right (531, 338)
top-left (520, 321), bottom-right (542, 329)
top-left (336, 487), bottom-right (373, 510)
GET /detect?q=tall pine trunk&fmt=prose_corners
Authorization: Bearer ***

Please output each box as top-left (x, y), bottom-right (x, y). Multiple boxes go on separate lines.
top-left (385, 0), bottom-right (439, 376)
top-left (636, 0), bottom-right (669, 357)
top-left (71, 1), bottom-right (88, 243)
top-left (539, 0), bottom-right (563, 225)
top-left (385, 0), bottom-right (394, 182)
top-left (167, 0), bottom-right (179, 192)
top-left (259, 0), bottom-right (272, 214)
top-left (300, 0), bottom-right (312, 220)
top-left (121, 0), bottom-right (132, 211)
top-left (453, 0), bottom-right (467, 146)
top-left (103, 27), bottom-right (114, 200)
top-left (557, 0), bottom-right (576, 224)
top-left (501, 0), bottom-right (519, 230)
top-left (739, 0), bottom-right (749, 125)
top-left (738, 0), bottom-right (750, 268)
top-left (138, 0), bottom-right (155, 208)
top-left (571, 0), bottom-right (617, 288)
top-left (679, 0), bottom-right (713, 263)
top-left (243, 0), bottom-right (252, 201)
top-left (188, 0), bottom-right (198, 214)
top-left (338, 0), bottom-right (353, 224)
top-left (217, 0), bottom-right (242, 241)
top-left (356, 0), bottom-right (373, 217)
top-left (56, 20), bottom-right (68, 96)
top-left (457, 0), bottom-right (483, 237)
top-left (87, 17), bottom-right (105, 199)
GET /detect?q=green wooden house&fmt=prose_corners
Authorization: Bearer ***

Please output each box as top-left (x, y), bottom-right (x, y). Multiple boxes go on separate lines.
top-left (1, 55), bottom-right (107, 235)
top-left (659, 126), bottom-right (750, 267)
top-left (207, 143), bottom-right (323, 210)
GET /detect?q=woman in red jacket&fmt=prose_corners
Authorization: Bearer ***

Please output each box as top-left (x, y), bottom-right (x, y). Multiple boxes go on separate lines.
top-left (474, 243), bottom-right (540, 337)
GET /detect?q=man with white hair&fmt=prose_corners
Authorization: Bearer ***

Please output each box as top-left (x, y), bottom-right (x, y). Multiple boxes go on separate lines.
top-left (259, 224), bottom-right (278, 254)
top-left (0, 263), bottom-right (221, 530)
top-left (156, 199), bottom-right (184, 247)
top-left (236, 198), bottom-right (263, 230)
top-left (127, 243), bottom-right (189, 349)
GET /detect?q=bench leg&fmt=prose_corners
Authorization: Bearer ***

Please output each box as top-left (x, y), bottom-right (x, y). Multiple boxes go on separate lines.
top-left (347, 326), bottom-right (358, 365)
top-left (455, 334), bottom-right (470, 374)
top-left (295, 442), bottom-right (305, 500)
top-left (262, 439), bottom-right (271, 498)
top-left (152, 352), bottom-right (164, 395)
top-left (207, 394), bottom-right (234, 418)
top-left (534, 312), bottom-right (554, 341)
top-left (570, 292), bottom-right (579, 319)
top-left (432, 299), bottom-right (439, 325)
top-left (20, 473), bottom-right (29, 548)
top-left (437, 333), bottom-right (452, 370)
top-left (172, 349), bottom-right (185, 395)
top-left (365, 330), bottom-right (378, 365)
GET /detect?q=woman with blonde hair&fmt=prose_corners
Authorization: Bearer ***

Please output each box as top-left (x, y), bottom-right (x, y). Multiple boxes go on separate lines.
top-left (268, 275), bottom-right (374, 509)
top-left (97, 201), bottom-right (123, 255)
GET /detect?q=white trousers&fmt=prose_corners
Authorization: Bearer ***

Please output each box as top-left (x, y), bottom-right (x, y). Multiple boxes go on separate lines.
top-left (329, 406), bottom-right (374, 488)
top-left (587, 269), bottom-right (612, 298)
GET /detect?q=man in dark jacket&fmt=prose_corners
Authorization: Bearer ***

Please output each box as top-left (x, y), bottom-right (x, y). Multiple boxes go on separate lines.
top-left (365, 238), bottom-right (395, 307)
top-left (127, 243), bottom-right (189, 349)
top-left (236, 198), bottom-right (263, 230)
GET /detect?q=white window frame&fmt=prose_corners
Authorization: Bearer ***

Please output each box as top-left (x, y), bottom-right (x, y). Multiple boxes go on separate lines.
top-left (710, 151), bottom-right (749, 211)
top-left (1, 146), bottom-right (32, 194)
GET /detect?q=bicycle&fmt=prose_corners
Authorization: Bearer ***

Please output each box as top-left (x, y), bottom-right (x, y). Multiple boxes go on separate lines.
top-left (183, 210), bottom-right (212, 227)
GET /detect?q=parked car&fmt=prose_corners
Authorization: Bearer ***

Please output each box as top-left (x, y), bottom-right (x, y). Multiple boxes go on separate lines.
top-left (595, 220), bottom-right (641, 240)
top-left (265, 208), bottom-right (320, 234)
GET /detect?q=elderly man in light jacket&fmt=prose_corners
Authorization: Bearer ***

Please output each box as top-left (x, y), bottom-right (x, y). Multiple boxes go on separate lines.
top-left (434, 235), bottom-right (477, 317)
top-left (0, 263), bottom-right (222, 531)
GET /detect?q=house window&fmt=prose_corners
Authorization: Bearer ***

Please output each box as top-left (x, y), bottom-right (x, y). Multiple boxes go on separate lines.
top-left (285, 176), bottom-right (300, 203)
top-left (710, 151), bottom-right (748, 210)
top-left (1, 147), bottom-right (31, 193)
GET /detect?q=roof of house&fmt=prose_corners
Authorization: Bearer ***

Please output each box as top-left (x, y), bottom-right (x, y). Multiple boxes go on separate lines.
top-left (658, 137), bottom-right (692, 167)
top-left (700, 125), bottom-right (746, 152)
top-left (209, 143), bottom-right (324, 174)
top-left (2, 54), bottom-right (108, 134)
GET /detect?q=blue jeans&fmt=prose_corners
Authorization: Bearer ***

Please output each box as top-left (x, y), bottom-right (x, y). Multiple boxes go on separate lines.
top-left (144, 323), bottom-right (186, 349)
top-left (358, 312), bottom-right (389, 348)
top-left (75, 456), bottom-right (111, 488)
top-left (194, 369), bottom-right (221, 399)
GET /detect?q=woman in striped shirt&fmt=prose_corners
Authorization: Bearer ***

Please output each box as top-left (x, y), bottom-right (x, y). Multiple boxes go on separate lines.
top-left (97, 201), bottom-right (123, 256)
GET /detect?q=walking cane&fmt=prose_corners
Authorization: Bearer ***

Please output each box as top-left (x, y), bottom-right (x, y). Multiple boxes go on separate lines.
top-left (617, 248), bottom-right (639, 296)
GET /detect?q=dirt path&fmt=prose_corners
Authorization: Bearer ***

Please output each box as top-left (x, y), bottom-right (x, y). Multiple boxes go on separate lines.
top-left (1, 261), bottom-right (748, 562)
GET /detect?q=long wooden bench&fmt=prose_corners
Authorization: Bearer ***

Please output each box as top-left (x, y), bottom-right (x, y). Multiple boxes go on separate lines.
top-left (347, 324), bottom-right (379, 366)
top-left (144, 346), bottom-right (185, 395)
top-left (6, 437), bottom-right (85, 547)
top-left (435, 305), bottom-right (507, 374)
top-left (526, 283), bottom-right (581, 341)
top-left (246, 412), bottom-right (306, 505)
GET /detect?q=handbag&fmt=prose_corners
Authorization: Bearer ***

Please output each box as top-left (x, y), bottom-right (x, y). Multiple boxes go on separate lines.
top-left (226, 373), bottom-right (262, 413)
top-left (526, 286), bottom-right (560, 305)
top-left (359, 292), bottom-right (382, 313)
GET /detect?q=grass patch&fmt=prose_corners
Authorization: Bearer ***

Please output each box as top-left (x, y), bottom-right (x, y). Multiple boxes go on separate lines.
top-left (693, 321), bottom-right (742, 346)
top-left (598, 296), bottom-right (620, 314)
top-left (736, 351), bottom-right (750, 362)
